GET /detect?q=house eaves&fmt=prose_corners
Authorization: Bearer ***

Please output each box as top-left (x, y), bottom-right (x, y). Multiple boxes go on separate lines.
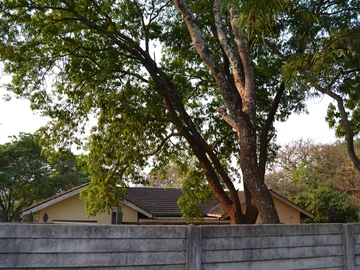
top-left (121, 200), bottom-right (153, 218)
top-left (269, 190), bottom-right (315, 219)
top-left (22, 183), bottom-right (89, 216)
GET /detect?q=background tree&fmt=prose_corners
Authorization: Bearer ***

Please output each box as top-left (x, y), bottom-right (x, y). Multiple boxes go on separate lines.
top-left (1, 0), bottom-right (348, 224)
top-left (147, 166), bottom-right (183, 188)
top-left (0, 133), bottom-right (89, 222)
top-left (266, 139), bottom-right (360, 223)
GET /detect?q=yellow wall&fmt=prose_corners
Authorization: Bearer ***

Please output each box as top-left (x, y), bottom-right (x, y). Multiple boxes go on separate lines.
top-left (255, 197), bottom-right (300, 224)
top-left (122, 204), bottom-right (138, 223)
top-left (36, 194), bottom-right (139, 224)
top-left (37, 194), bottom-right (110, 224)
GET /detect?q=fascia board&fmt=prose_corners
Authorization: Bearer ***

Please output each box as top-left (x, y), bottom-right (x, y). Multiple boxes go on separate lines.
top-left (121, 200), bottom-right (153, 218)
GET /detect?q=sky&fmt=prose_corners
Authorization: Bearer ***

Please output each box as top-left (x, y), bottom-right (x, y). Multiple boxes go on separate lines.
top-left (275, 95), bottom-right (337, 144)
top-left (0, 74), bottom-right (49, 143)
top-left (0, 73), bottom-right (337, 145)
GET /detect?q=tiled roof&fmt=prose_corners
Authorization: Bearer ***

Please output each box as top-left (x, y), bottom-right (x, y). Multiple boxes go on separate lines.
top-left (124, 187), bottom-right (218, 217)
top-left (22, 184), bottom-right (218, 218)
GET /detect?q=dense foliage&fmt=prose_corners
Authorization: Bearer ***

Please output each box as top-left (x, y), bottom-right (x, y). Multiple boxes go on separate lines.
top-left (0, 133), bottom-right (89, 222)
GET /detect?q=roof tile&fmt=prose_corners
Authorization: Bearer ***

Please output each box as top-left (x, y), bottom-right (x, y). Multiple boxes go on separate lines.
top-left (125, 187), bottom-right (218, 217)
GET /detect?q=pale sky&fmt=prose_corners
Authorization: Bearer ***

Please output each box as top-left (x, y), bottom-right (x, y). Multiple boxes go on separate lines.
top-left (0, 73), bottom-right (48, 143)
top-left (275, 95), bottom-right (337, 144)
top-left (0, 76), bottom-right (337, 145)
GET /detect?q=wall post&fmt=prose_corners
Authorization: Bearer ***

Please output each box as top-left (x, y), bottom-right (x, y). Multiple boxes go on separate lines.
top-left (343, 223), bottom-right (356, 270)
top-left (186, 225), bottom-right (202, 270)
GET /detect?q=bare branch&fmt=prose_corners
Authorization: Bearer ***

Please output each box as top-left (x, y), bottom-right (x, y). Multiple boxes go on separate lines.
top-left (216, 108), bottom-right (237, 130)
top-left (213, 0), bottom-right (245, 94)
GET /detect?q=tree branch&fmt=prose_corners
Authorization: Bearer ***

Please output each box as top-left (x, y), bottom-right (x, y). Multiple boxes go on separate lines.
top-left (173, 0), bottom-right (244, 124)
top-left (213, 0), bottom-right (245, 95)
top-left (259, 82), bottom-right (285, 179)
top-left (230, 8), bottom-right (256, 124)
top-left (216, 108), bottom-right (237, 130)
top-left (304, 74), bottom-right (360, 172)
top-left (146, 132), bottom-right (181, 156)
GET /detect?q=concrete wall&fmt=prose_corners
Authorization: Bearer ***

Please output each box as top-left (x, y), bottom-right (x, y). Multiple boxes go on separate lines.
top-left (200, 224), bottom-right (346, 269)
top-left (1, 223), bottom-right (360, 269)
top-left (0, 224), bottom-right (186, 269)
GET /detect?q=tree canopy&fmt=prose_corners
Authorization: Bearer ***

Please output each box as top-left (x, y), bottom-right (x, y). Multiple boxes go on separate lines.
top-left (0, 133), bottom-right (89, 222)
top-left (0, 0), bottom-right (358, 224)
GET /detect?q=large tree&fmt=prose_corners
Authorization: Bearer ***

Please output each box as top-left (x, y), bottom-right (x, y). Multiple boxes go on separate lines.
top-left (0, 0), bottom-right (335, 224)
top-left (0, 133), bottom-right (89, 222)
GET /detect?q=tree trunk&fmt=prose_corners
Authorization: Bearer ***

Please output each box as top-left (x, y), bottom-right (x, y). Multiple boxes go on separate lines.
top-left (238, 123), bottom-right (280, 224)
top-left (243, 183), bottom-right (259, 224)
top-left (173, 0), bottom-right (281, 224)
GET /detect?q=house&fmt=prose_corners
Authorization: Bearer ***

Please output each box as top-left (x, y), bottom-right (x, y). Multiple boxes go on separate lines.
top-left (21, 183), bottom-right (314, 224)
